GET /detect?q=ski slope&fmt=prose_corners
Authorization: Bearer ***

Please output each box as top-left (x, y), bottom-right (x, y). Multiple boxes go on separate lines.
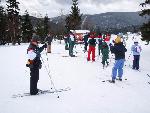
top-left (0, 34), bottom-right (150, 113)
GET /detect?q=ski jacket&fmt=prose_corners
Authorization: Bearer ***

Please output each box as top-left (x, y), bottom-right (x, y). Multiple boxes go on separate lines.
top-left (88, 37), bottom-right (96, 47)
top-left (69, 34), bottom-right (75, 45)
top-left (27, 43), bottom-right (46, 69)
top-left (131, 43), bottom-right (142, 56)
top-left (101, 42), bottom-right (109, 59)
top-left (83, 34), bottom-right (89, 44)
top-left (110, 42), bottom-right (127, 60)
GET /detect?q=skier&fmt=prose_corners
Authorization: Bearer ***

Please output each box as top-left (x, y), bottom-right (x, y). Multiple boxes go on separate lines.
top-left (26, 33), bottom-right (47, 95)
top-left (131, 40), bottom-right (142, 70)
top-left (97, 33), bottom-right (103, 56)
top-left (101, 41), bottom-right (109, 68)
top-left (87, 33), bottom-right (96, 61)
top-left (63, 34), bottom-right (69, 50)
top-left (69, 31), bottom-right (76, 57)
top-left (109, 35), bottom-right (127, 83)
top-left (83, 32), bottom-right (89, 52)
top-left (45, 33), bottom-right (53, 53)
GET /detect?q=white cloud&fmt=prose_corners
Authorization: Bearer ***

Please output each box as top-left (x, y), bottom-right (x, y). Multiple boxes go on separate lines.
top-left (3, 0), bottom-right (145, 17)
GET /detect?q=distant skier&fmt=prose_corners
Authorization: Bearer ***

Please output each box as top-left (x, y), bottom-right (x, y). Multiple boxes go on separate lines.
top-left (87, 33), bottom-right (96, 62)
top-left (101, 41), bottom-right (109, 68)
top-left (26, 33), bottom-right (47, 95)
top-left (109, 35), bottom-right (127, 83)
top-left (83, 32), bottom-right (89, 52)
top-left (131, 40), bottom-right (142, 70)
top-left (45, 33), bottom-right (53, 53)
top-left (69, 31), bottom-right (76, 57)
top-left (63, 34), bottom-right (69, 50)
top-left (97, 33), bottom-right (103, 56)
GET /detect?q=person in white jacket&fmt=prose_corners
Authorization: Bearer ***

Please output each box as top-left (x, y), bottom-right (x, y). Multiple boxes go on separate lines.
top-left (131, 40), bottom-right (142, 70)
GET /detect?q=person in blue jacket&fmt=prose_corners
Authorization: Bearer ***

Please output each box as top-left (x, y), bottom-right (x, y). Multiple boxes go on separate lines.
top-left (109, 36), bottom-right (127, 83)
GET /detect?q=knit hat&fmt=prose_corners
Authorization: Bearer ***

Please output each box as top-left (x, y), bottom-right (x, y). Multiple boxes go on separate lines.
top-left (115, 36), bottom-right (121, 43)
top-left (134, 39), bottom-right (138, 43)
top-left (117, 33), bottom-right (123, 38)
top-left (31, 35), bottom-right (40, 42)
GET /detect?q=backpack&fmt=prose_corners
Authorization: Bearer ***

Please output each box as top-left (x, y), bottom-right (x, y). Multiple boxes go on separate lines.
top-left (135, 46), bottom-right (141, 53)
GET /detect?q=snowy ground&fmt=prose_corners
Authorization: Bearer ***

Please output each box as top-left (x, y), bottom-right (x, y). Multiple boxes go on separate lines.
top-left (0, 34), bottom-right (150, 113)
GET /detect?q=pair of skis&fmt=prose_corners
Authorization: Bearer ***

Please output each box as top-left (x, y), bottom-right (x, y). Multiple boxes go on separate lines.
top-left (12, 87), bottom-right (71, 98)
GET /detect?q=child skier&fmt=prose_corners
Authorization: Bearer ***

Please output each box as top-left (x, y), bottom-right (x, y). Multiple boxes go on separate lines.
top-left (26, 33), bottom-right (47, 95)
top-left (131, 40), bottom-right (142, 70)
top-left (101, 41), bottom-right (109, 68)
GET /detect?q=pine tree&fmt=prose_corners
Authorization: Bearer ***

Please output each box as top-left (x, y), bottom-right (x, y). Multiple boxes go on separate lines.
top-left (6, 0), bottom-right (20, 45)
top-left (65, 0), bottom-right (82, 31)
top-left (0, 3), bottom-right (7, 45)
top-left (43, 14), bottom-right (49, 37)
top-left (36, 19), bottom-right (45, 42)
top-left (21, 10), bottom-right (33, 42)
top-left (140, 0), bottom-right (150, 44)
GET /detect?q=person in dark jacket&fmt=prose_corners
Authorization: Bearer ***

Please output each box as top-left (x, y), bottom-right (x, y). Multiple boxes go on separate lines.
top-left (69, 31), bottom-right (76, 57)
top-left (97, 33), bottom-right (103, 55)
top-left (87, 33), bottom-right (96, 61)
top-left (101, 41), bottom-right (109, 68)
top-left (110, 36), bottom-right (127, 83)
top-left (26, 33), bottom-right (47, 95)
top-left (83, 33), bottom-right (89, 52)
top-left (45, 33), bottom-right (53, 53)
top-left (64, 34), bottom-right (69, 50)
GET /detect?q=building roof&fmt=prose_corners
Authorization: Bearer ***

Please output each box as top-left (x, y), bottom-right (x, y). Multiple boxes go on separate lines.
top-left (70, 30), bottom-right (90, 34)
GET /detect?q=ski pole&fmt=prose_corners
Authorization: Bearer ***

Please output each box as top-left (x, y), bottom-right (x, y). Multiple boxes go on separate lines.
top-left (41, 56), bottom-right (60, 98)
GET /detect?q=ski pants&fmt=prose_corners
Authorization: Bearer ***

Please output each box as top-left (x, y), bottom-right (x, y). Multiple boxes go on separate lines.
top-left (47, 45), bottom-right (51, 53)
top-left (112, 59), bottom-right (125, 80)
top-left (30, 68), bottom-right (39, 95)
top-left (133, 55), bottom-right (140, 70)
top-left (98, 45), bottom-right (102, 55)
top-left (69, 43), bottom-right (74, 56)
top-left (87, 46), bottom-right (95, 61)
top-left (84, 42), bottom-right (88, 51)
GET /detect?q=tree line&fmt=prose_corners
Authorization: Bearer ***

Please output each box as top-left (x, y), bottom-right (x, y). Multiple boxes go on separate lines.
top-left (0, 0), bottom-right (149, 45)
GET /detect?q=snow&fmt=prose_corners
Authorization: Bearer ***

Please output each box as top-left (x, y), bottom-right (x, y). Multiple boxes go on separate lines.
top-left (0, 34), bottom-right (150, 113)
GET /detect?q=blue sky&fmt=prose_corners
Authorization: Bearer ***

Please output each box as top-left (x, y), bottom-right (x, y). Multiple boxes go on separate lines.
top-left (1, 0), bottom-right (144, 18)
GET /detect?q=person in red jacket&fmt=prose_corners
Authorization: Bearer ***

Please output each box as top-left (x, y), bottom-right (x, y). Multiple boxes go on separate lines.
top-left (87, 33), bottom-right (96, 61)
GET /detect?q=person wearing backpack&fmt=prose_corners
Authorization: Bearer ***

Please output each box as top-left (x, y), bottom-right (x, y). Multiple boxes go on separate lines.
top-left (131, 40), bottom-right (142, 70)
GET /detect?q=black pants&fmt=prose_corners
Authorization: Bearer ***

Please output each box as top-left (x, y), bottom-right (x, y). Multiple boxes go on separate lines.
top-left (30, 68), bottom-right (39, 95)
top-left (84, 43), bottom-right (88, 51)
top-left (133, 55), bottom-right (140, 70)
